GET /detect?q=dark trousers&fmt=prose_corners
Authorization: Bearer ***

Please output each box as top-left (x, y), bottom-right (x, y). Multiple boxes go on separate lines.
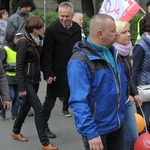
top-left (83, 126), bottom-right (125, 150)
top-left (12, 81), bottom-right (50, 146)
top-left (43, 96), bottom-right (69, 128)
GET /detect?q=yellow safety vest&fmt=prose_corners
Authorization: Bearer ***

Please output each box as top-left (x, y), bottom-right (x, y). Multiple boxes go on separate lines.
top-left (4, 46), bottom-right (16, 76)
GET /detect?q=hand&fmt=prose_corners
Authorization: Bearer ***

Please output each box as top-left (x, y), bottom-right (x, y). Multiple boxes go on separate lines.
top-left (3, 100), bottom-right (11, 112)
top-left (47, 76), bottom-right (57, 84)
top-left (134, 95), bottom-right (142, 107)
top-left (129, 95), bottom-right (135, 103)
top-left (19, 91), bottom-right (27, 97)
top-left (88, 136), bottom-right (104, 150)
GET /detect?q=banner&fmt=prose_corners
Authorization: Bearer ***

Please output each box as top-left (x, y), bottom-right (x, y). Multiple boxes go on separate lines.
top-left (99, 0), bottom-right (141, 21)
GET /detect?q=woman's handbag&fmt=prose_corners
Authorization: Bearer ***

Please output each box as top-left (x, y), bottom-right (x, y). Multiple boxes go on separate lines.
top-left (137, 85), bottom-right (150, 102)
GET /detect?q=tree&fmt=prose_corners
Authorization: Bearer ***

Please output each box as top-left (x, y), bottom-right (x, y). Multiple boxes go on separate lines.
top-left (81, 0), bottom-right (94, 17)
top-left (0, 0), bottom-right (9, 11)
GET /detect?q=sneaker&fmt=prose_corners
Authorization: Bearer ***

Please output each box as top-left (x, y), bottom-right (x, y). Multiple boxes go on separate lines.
top-left (11, 116), bottom-right (16, 121)
top-left (0, 109), bottom-right (6, 119)
top-left (27, 109), bottom-right (34, 117)
top-left (61, 110), bottom-right (72, 117)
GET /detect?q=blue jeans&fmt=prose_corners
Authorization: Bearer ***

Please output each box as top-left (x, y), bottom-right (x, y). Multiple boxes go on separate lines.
top-left (82, 126), bottom-right (125, 150)
top-left (124, 101), bottom-right (138, 150)
top-left (12, 81), bottom-right (50, 146)
top-left (9, 85), bottom-right (22, 118)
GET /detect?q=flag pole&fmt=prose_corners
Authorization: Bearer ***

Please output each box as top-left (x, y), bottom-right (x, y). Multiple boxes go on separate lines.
top-left (140, 7), bottom-right (146, 14)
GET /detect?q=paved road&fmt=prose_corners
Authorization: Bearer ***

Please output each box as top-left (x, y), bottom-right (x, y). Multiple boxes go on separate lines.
top-left (0, 80), bottom-right (83, 150)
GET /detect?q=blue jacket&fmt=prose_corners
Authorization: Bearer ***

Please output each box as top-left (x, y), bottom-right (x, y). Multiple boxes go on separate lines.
top-left (67, 39), bottom-right (127, 140)
top-left (136, 33), bottom-right (150, 85)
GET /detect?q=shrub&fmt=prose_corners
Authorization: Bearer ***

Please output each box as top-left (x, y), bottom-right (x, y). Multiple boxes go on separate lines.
top-left (129, 13), bottom-right (143, 45)
top-left (32, 11), bottom-right (90, 35)
top-left (82, 14), bottom-right (91, 37)
top-left (33, 11), bottom-right (143, 45)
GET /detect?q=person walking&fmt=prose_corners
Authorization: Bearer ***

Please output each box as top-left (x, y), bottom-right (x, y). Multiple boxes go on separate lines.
top-left (113, 19), bottom-right (142, 150)
top-left (10, 16), bottom-right (58, 150)
top-left (5, 0), bottom-right (34, 116)
top-left (130, 16), bottom-right (150, 134)
top-left (0, 32), bottom-right (23, 120)
top-left (67, 14), bottom-right (128, 150)
top-left (41, 2), bottom-right (81, 138)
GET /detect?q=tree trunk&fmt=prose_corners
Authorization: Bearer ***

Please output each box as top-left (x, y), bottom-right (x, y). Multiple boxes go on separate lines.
top-left (0, 0), bottom-right (9, 12)
top-left (81, 0), bottom-right (94, 17)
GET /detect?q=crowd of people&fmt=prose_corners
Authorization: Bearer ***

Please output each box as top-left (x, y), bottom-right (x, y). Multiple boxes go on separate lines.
top-left (0, 0), bottom-right (150, 150)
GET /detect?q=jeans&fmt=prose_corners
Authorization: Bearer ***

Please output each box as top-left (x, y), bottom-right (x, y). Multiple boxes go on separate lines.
top-left (43, 96), bottom-right (69, 128)
top-left (9, 85), bottom-right (22, 118)
top-left (124, 101), bottom-right (138, 150)
top-left (83, 126), bottom-right (125, 150)
top-left (12, 81), bottom-right (50, 146)
top-left (137, 102), bottom-right (150, 132)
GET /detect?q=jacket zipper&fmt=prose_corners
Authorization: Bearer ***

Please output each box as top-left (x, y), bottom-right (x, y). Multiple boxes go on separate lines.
top-left (27, 63), bottom-right (30, 75)
top-left (125, 57), bottom-right (131, 76)
top-left (106, 51), bottom-right (122, 129)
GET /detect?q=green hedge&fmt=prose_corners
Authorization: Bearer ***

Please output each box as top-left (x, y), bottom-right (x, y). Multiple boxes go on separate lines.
top-left (129, 13), bottom-right (143, 45)
top-left (33, 11), bottom-right (143, 44)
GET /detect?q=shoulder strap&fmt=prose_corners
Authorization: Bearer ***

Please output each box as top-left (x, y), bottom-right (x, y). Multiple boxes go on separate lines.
top-left (21, 37), bottom-right (40, 63)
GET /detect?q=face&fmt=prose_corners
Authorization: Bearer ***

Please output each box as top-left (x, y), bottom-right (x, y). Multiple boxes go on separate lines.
top-left (76, 16), bottom-right (83, 27)
top-left (33, 27), bottom-right (45, 36)
top-left (99, 18), bottom-right (117, 46)
top-left (116, 23), bottom-right (131, 45)
top-left (58, 6), bottom-right (74, 27)
top-left (148, 5), bottom-right (150, 13)
top-left (20, 6), bottom-right (32, 14)
top-left (2, 12), bottom-right (9, 20)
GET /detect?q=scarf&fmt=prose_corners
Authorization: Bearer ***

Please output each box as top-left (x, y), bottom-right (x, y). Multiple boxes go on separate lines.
top-left (30, 33), bottom-right (42, 46)
top-left (113, 41), bottom-right (132, 56)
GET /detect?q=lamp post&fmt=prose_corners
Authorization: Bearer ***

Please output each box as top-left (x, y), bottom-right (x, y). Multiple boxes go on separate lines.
top-left (44, 0), bottom-right (46, 28)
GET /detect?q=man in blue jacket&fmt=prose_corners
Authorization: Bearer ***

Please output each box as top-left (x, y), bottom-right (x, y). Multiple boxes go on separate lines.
top-left (67, 14), bottom-right (128, 150)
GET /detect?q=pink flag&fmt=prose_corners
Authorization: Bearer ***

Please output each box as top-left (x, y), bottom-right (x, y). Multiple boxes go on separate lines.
top-left (99, 0), bottom-right (141, 21)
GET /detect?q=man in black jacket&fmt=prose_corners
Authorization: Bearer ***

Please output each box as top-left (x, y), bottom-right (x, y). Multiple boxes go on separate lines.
top-left (41, 2), bottom-right (81, 138)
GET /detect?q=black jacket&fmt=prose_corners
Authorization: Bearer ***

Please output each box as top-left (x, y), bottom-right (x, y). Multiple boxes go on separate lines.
top-left (41, 20), bottom-right (81, 97)
top-left (121, 55), bottom-right (138, 97)
top-left (16, 33), bottom-right (42, 92)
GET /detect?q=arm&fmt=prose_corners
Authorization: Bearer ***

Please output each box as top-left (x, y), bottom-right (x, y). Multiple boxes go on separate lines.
top-left (130, 45), bottom-right (144, 106)
top-left (16, 39), bottom-right (28, 93)
top-left (67, 60), bottom-right (100, 139)
top-left (41, 27), bottom-right (55, 80)
top-left (68, 60), bottom-right (103, 149)
top-left (0, 60), bottom-right (10, 111)
top-left (130, 45), bottom-right (144, 91)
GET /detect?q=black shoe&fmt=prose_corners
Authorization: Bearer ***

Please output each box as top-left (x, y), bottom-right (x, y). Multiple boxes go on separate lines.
top-left (61, 110), bottom-right (72, 117)
top-left (0, 109), bottom-right (6, 119)
top-left (45, 128), bottom-right (56, 138)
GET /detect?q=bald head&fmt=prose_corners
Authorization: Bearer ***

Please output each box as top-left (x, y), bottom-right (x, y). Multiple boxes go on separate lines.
top-left (89, 14), bottom-right (117, 46)
top-left (89, 14), bottom-right (114, 36)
